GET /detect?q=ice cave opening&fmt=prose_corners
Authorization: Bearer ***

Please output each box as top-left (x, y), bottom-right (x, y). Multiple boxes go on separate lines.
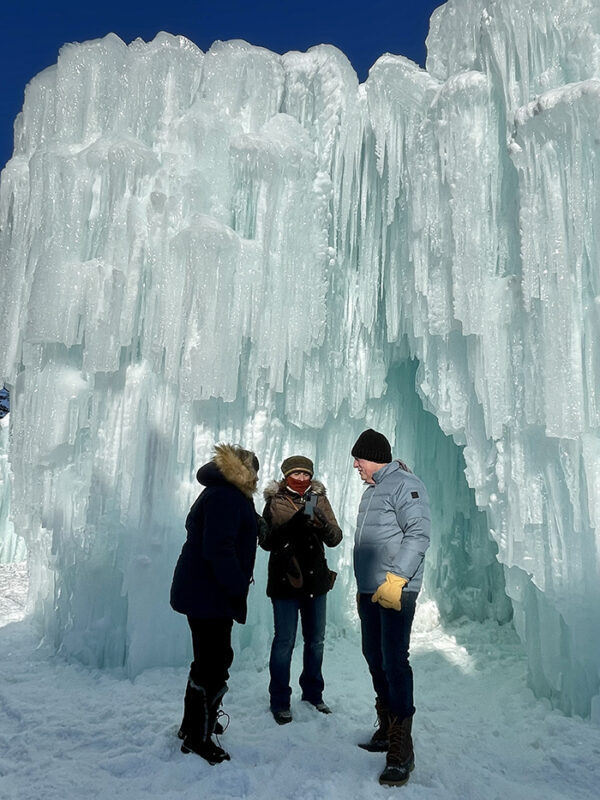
top-left (385, 359), bottom-right (512, 628)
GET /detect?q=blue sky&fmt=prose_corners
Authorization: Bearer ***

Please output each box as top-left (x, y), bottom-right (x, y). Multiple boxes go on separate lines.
top-left (1, 1), bottom-right (442, 169)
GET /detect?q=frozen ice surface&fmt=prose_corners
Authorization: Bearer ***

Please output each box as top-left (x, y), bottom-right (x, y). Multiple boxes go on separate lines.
top-left (0, 2), bottom-right (599, 716)
top-left (0, 416), bottom-right (24, 564)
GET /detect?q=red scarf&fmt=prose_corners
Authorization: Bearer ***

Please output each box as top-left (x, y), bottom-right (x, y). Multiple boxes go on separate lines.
top-left (286, 474), bottom-right (311, 495)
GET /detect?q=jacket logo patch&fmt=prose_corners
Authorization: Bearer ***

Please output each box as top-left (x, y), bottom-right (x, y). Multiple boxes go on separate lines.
top-left (411, 491), bottom-right (419, 499)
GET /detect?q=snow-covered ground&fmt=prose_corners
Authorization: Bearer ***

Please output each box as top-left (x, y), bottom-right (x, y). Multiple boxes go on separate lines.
top-left (1, 563), bottom-right (598, 800)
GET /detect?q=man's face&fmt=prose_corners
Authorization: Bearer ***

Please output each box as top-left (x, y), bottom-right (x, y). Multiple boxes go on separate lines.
top-left (353, 457), bottom-right (382, 485)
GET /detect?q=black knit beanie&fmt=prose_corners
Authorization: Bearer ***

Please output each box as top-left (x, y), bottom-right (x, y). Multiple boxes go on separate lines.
top-left (351, 429), bottom-right (392, 463)
top-left (281, 455), bottom-right (314, 477)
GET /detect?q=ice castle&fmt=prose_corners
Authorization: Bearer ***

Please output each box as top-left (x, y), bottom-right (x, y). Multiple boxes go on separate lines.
top-left (1, 0), bottom-right (599, 719)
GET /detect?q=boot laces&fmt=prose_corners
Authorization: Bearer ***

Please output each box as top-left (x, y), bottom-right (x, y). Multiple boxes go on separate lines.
top-left (389, 723), bottom-right (406, 747)
top-left (215, 708), bottom-right (230, 735)
top-left (388, 717), bottom-right (412, 764)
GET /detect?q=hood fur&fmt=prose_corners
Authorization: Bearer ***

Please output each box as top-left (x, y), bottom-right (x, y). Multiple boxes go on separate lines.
top-left (213, 443), bottom-right (258, 498)
top-left (263, 479), bottom-right (326, 500)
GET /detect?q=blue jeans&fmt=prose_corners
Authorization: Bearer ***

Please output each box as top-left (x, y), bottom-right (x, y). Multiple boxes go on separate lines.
top-left (269, 594), bottom-right (327, 711)
top-left (358, 591), bottom-right (418, 719)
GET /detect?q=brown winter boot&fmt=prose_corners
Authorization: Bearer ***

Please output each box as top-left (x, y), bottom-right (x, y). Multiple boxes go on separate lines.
top-left (358, 697), bottom-right (390, 752)
top-left (378, 716), bottom-right (415, 786)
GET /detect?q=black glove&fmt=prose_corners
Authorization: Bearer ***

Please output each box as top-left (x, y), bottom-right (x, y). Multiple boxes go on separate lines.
top-left (256, 514), bottom-right (269, 546)
top-left (309, 507), bottom-right (330, 535)
top-left (280, 509), bottom-right (308, 544)
top-left (313, 507), bottom-right (328, 525)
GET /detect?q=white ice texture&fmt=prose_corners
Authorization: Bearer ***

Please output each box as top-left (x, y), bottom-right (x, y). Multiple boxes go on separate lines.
top-left (0, 416), bottom-right (23, 564)
top-left (0, 0), bottom-right (599, 716)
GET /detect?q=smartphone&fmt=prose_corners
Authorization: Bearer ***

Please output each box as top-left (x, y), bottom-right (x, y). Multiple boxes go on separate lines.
top-left (303, 495), bottom-right (317, 520)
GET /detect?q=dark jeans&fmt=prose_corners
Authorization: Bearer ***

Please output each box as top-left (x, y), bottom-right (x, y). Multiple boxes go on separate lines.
top-left (187, 616), bottom-right (234, 696)
top-left (269, 594), bottom-right (327, 711)
top-left (358, 591), bottom-right (418, 719)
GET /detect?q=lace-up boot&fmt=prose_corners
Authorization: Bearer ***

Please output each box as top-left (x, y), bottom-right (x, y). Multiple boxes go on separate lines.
top-left (358, 697), bottom-right (389, 752)
top-left (378, 716), bottom-right (414, 786)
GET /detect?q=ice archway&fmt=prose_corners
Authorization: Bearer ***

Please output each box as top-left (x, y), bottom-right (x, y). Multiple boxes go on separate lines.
top-left (1, 0), bottom-right (600, 718)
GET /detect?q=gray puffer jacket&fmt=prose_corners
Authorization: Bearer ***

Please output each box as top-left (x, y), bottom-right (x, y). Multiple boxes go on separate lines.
top-left (353, 460), bottom-right (430, 594)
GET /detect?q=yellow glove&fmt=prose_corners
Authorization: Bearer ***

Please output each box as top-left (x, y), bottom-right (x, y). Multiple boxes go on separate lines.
top-left (371, 573), bottom-right (408, 611)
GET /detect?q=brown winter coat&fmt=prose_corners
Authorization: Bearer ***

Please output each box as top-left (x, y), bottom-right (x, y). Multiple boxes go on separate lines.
top-left (260, 480), bottom-right (342, 598)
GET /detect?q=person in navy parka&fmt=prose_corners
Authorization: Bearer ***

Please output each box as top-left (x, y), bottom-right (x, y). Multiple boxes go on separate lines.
top-left (170, 443), bottom-right (260, 764)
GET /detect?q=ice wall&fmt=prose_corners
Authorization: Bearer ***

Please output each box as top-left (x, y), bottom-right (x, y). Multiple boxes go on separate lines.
top-left (0, 388), bottom-right (23, 563)
top-left (0, 414), bottom-right (25, 564)
top-left (0, 0), bottom-right (599, 715)
top-left (422, 0), bottom-right (600, 715)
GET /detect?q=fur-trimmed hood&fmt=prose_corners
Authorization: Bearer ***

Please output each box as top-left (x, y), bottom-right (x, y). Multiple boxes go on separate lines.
top-left (263, 478), bottom-right (326, 500)
top-left (197, 444), bottom-right (258, 498)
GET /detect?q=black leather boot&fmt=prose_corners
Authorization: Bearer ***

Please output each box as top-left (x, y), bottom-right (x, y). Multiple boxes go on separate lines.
top-left (177, 679), bottom-right (195, 740)
top-left (358, 697), bottom-right (389, 752)
top-left (378, 716), bottom-right (414, 786)
top-left (206, 685), bottom-right (229, 739)
top-left (180, 682), bottom-right (230, 764)
top-left (178, 679), bottom-right (226, 740)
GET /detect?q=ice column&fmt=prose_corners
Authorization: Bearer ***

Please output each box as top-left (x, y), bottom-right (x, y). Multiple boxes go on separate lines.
top-left (422, 0), bottom-right (600, 715)
top-left (0, 415), bottom-right (24, 564)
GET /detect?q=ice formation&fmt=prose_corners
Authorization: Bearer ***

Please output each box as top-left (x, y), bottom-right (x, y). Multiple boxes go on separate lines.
top-left (0, 0), bottom-right (599, 716)
top-left (0, 417), bottom-right (22, 565)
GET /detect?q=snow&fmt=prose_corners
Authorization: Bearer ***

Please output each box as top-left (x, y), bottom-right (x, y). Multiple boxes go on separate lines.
top-left (1, 564), bottom-right (599, 800)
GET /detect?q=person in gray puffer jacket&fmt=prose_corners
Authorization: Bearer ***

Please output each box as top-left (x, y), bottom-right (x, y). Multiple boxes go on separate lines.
top-left (351, 429), bottom-right (430, 789)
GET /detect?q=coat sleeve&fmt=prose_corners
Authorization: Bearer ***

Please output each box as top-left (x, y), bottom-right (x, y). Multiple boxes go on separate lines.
top-left (201, 490), bottom-right (250, 598)
top-left (259, 497), bottom-right (300, 552)
top-left (386, 483), bottom-right (431, 583)
top-left (312, 496), bottom-right (342, 547)
top-left (259, 499), bottom-right (277, 551)
top-left (256, 513), bottom-right (269, 547)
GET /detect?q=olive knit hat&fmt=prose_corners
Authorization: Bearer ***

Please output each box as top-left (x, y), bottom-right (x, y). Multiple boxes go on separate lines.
top-left (351, 429), bottom-right (392, 463)
top-left (281, 455), bottom-right (314, 477)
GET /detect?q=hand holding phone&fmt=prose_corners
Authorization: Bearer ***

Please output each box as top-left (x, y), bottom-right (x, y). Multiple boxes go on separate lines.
top-left (303, 495), bottom-right (317, 520)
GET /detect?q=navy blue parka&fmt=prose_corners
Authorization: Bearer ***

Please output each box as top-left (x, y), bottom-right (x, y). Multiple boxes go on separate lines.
top-left (170, 445), bottom-right (259, 624)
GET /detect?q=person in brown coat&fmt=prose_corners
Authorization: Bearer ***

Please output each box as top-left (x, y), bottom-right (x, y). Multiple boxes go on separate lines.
top-left (260, 455), bottom-right (342, 724)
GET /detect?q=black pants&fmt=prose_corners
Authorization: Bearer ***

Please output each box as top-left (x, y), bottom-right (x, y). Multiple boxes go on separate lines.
top-left (358, 591), bottom-right (418, 719)
top-left (187, 616), bottom-right (234, 697)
